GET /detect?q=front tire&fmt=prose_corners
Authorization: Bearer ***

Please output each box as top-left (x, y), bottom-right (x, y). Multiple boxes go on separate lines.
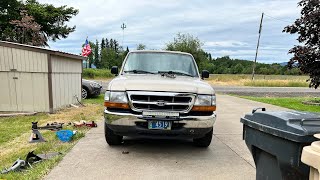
top-left (104, 123), bottom-right (123, 145)
top-left (193, 128), bottom-right (213, 147)
top-left (82, 88), bottom-right (88, 99)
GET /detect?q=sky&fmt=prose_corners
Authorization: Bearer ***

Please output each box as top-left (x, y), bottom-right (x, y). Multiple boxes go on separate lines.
top-left (39, 0), bottom-right (301, 63)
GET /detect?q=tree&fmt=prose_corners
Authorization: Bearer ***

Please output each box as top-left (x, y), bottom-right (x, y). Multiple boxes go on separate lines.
top-left (137, 44), bottom-right (146, 50)
top-left (113, 39), bottom-right (119, 52)
top-left (0, 0), bottom-right (78, 46)
top-left (123, 46), bottom-right (129, 58)
top-left (101, 38), bottom-right (105, 50)
top-left (25, 0), bottom-right (78, 44)
top-left (109, 38), bottom-right (114, 49)
top-left (0, 0), bottom-right (22, 40)
top-left (93, 40), bottom-right (99, 68)
top-left (105, 38), bottom-right (109, 48)
top-left (100, 48), bottom-right (109, 69)
top-left (9, 10), bottom-right (46, 46)
top-left (232, 64), bottom-right (244, 74)
top-left (283, 0), bottom-right (320, 88)
top-left (166, 33), bottom-right (207, 70)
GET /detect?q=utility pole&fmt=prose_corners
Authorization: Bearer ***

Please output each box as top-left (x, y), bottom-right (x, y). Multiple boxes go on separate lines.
top-left (252, 12), bottom-right (264, 80)
top-left (121, 23), bottom-right (127, 48)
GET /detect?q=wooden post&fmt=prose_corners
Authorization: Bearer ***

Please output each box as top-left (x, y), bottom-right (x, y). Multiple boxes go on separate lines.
top-left (252, 12), bottom-right (264, 80)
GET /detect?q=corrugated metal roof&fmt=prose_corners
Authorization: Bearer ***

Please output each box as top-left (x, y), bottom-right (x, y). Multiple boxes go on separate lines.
top-left (0, 40), bottom-right (84, 60)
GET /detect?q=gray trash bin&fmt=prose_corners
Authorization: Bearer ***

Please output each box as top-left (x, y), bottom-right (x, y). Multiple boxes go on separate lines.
top-left (241, 108), bottom-right (320, 180)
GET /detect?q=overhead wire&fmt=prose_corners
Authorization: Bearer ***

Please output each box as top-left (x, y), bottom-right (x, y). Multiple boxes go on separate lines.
top-left (263, 13), bottom-right (294, 23)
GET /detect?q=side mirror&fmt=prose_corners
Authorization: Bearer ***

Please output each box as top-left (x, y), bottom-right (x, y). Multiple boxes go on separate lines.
top-left (201, 70), bottom-right (209, 79)
top-left (111, 66), bottom-right (118, 75)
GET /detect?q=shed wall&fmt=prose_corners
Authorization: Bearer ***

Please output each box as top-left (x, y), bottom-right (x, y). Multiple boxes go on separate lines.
top-left (51, 55), bottom-right (82, 110)
top-left (0, 46), bottom-right (48, 72)
top-left (0, 46), bottom-right (49, 112)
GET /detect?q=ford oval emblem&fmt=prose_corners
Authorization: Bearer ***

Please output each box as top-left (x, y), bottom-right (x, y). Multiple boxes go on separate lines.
top-left (156, 100), bottom-right (166, 106)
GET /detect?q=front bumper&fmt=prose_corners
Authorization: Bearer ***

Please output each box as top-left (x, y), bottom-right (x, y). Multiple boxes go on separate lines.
top-left (104, 109), bottom-right (216, 138)
top-left (90, 86), bottom-right (102, 96)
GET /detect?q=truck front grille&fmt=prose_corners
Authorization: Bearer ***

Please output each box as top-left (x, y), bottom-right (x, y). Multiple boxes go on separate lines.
top-left (127, 91), bottom-right (195, 113)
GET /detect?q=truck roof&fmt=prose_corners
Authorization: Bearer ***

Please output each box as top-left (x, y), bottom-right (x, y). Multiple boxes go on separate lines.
top-left (129, 50), bottom-right (193, 56)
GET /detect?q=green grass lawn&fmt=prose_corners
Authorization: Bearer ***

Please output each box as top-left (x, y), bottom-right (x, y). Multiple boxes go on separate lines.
top-left (241, 96), bottom-right (320, 113)
top-left (0, 95), bottom-right (105, 180)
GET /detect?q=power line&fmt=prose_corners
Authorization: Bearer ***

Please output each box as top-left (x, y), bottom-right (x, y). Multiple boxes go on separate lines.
top-left (264, 13), bottom-right (293, 23)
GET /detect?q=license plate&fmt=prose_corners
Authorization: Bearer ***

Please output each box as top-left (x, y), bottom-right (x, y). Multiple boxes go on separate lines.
top-left (148, 121), bottom-right (172, 130)
top-left (143, 111), bottom-right (179, 117)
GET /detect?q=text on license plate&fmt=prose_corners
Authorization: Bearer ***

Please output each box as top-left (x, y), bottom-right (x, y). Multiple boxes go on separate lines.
top-left (142, 111), bottom-right (179, 117)
top-left (148, 121), bottom-right (172, 130)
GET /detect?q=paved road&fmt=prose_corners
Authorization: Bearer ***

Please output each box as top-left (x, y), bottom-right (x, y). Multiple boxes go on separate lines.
top-left (213, 85), bottom-right (319, 97)
top-left (95, 80), bottom-right (318, 97)
top-left (45, 95), bottom-right (288, 180)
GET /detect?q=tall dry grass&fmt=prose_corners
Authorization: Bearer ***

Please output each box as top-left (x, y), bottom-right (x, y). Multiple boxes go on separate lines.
top-left (206, 74), bottom-right (309, 87)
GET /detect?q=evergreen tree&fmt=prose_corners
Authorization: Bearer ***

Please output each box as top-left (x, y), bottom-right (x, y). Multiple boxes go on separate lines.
top-left (114, 39), bottom-right (119, 52)
top-left (1, 0), bottom-right (78, 46)
top-left (101, 38), bottom-right (105, 50)
top-left (105, 38), bottom-right (109, 48)
top-left (110, 38), bottom-right (114, 49)
top-left (100, 48), bottom-right (108, 69)
top-left (93, 40), bottom-right (99, 68)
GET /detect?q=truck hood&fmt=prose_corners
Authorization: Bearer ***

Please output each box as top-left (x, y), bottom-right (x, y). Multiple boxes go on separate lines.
top-left (108, 74), bottom-right (215, 95)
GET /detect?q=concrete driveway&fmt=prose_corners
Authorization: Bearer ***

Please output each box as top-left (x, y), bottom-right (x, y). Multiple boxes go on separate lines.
top-left (45, 95), bottom-right (287, 180)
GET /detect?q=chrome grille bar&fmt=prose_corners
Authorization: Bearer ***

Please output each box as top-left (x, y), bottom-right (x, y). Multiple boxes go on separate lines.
top-left (127, 91), bottom-right (196, 113)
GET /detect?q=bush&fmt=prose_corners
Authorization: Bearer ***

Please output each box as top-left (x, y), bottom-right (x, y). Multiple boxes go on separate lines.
top-left (82, 69), bottom-right (113, 79)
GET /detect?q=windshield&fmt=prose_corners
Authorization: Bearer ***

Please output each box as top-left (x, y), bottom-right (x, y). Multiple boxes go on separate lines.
top-left (122, 52), bottom-right (199, 77)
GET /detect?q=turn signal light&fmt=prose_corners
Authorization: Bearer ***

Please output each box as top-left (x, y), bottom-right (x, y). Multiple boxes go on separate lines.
top-left (104, 102), bottom-right (130, 109)
top-left (191, 106), bottom-right (216, 112)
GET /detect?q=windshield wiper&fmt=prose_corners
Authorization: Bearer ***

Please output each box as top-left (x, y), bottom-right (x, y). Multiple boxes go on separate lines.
top-left (124, 70), bottom-right (155, 74)
top-left (158, 71), bottom-right (195, 77)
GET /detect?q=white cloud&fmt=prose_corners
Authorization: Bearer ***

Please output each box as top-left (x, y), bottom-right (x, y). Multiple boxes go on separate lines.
top-left (38, 0), bottom-right (300, 63)
top-left (205, 41), bottom-right (249, 48)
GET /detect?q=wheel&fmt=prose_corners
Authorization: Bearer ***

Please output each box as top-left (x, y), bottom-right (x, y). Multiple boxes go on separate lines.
top-left (193, 128), bottom-right (213, 147)
top-left (82, 88), bottom-right (88, 99)
top-left (104, 123), bottom-right (123, 145)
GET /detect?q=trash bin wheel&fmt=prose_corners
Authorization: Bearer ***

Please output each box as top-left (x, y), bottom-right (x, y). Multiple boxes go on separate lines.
top-left (193, 128), bottom-right (213, 147)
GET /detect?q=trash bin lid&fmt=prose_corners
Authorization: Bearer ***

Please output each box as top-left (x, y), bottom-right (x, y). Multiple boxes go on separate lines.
top-left (241, 110), bottom-right (320, 142)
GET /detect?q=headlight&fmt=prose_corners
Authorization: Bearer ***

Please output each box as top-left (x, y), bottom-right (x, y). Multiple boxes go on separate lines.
top-left (104, 91), bottom-right (128, 103)
top-left (104, 91), bottom-right (129, 109)
top-left (194, 95), bottom-right (216, 106)
top-left (90, 83), bottom-right (101, 88)
top-left (192, 95), bottom-right (216, 112)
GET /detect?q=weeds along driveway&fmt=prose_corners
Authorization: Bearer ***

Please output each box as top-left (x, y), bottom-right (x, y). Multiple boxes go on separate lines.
top-left (45, 95), bottom-right (288, 180)
top-left (0, 96), bottom-right (104, 180)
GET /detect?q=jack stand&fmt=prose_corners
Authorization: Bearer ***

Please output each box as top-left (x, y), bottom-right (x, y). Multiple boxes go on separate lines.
top-left (29, 129), bottom-right (46, 143)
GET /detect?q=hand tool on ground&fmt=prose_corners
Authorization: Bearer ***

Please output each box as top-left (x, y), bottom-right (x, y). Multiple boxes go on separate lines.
top-left (1, 151), bottom-right (61, 174)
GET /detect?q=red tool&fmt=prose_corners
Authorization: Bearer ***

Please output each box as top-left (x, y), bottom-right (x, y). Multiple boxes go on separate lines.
top-left (73, 120), bottom-right (97, 128)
